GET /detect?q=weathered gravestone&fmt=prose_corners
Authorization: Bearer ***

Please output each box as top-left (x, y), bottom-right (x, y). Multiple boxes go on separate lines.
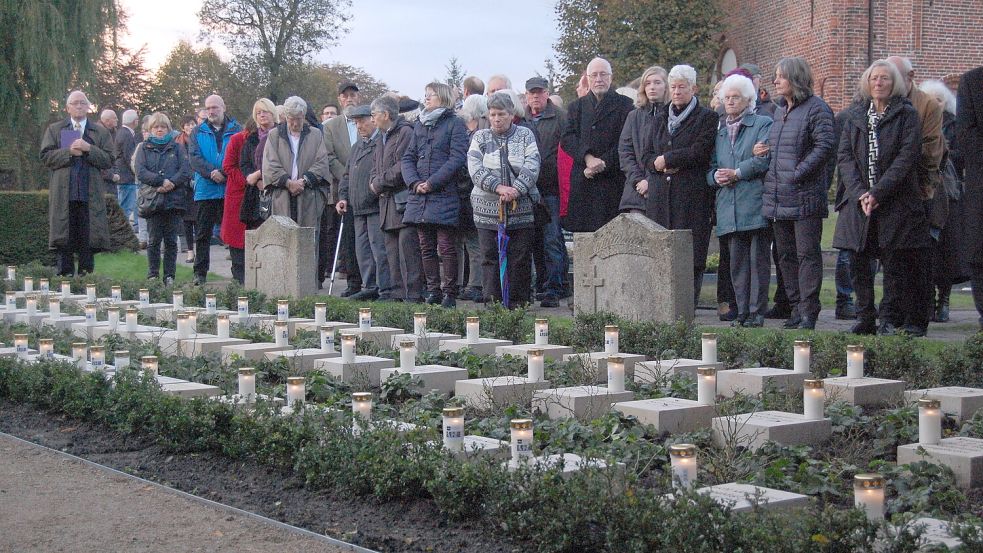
top-left (244, 216), bottom-right (317, 298)
top-left (573, 213), bottom-right (693, 323)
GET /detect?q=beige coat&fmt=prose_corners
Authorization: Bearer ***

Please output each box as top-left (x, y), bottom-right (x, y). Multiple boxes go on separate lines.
top-left (262, 123), bottom-right (331, 229)
top-left (322, 114), bottom-right (355, 204)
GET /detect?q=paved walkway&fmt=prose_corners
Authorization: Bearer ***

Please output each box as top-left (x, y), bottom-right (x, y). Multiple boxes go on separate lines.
top-left (0, 433), bottom-right (356, 553)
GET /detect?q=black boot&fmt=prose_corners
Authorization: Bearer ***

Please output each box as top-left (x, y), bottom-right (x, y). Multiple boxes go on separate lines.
top-left (933, 286), bottom-right (951, 323)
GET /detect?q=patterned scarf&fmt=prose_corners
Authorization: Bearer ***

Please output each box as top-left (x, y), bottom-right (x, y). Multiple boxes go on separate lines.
top-left (866, 102), bottom-right (886, 190)
top-left (667, 96), bottom-right (698, 135)
top-left (418, 107), bottom-right (447, 127)
top-left (725, 109), bottom-right (748, 146)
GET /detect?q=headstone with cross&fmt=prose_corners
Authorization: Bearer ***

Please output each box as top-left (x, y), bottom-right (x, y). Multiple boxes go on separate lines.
top-left (244, 215), bottom-right (317, 299)
top-left (572, 213), bottom-right (693, 323)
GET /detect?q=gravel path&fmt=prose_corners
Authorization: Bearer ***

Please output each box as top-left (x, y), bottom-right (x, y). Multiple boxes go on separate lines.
top-left (0, 433), bottom-right (359, 553)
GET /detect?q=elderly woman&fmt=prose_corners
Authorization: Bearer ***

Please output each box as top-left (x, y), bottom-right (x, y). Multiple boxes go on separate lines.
top-left (133, 113), bottom-right (191, 285)
top-left (763, 57), bottom-right (836, 330)
top-left (833, 60), bottom-right (928, 336)
top-left (708, 74), bottom-right (774, 327)
top-left (459, 94), bottom-right (490, 133)
top-left (467, 92), bottom-right (541, 307)
top-left (619, 66), bottom-right (668, 214)
top-left (456, 93), bottom-right (490, 302)
top-left (401, 82), bottom-right (469, 307)
top-left (643, 64), bottom-right (719, 306)
top-left (238, 98), bottom-right (278, 229)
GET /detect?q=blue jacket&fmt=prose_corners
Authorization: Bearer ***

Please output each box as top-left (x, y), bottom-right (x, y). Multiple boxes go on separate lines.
top-left (708, 113), bottom-right (773, 236)
top-left (400, 109), bottom-right (468, 227)
top-left (189, 117), bottom-right (241, 201)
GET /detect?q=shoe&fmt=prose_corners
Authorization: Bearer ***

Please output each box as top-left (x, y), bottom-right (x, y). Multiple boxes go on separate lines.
top-left (877, 322), bottom-right (898, 336)
top-left (140, 241), bottom-right (148, 250)
top-left (835, 304), bottom-right (856, 320)
top-left (459, 287), bottom-right (483, 302)
top-left (163, 276), bottom-right (174, 287)
top-left (425, 292), bottom-right (443, 305)
top-left (540, 296), bottom-right (559, 308)
top-left (933, 291), bottom-right (950, 323)
top-left (350, 289), bottom-right (380, 301)
top-left (783, 313), bottom-right (802, 329)
top-left (147, 274), bottom-right (159, 280)
top-left (440, 296), bottom-right (457, 308)
top-left (798, 316), bottom-right (817, 330)
top-left (731, 314), bottom-right (747, 327)
top-left (851, 320), bottom-right (877, 335)
top-left (192, 276), bottom-right (205, 286)
top-left (743, 314), bottom-right (765, 328)
top-left (765, 304), bottom-right (792, 319)
top-left (340, 288), bottom-right (361, 298)
top-left (719, 309), bottom-right (738, 322)
top-left (902, 324), bottom-right (927, 337)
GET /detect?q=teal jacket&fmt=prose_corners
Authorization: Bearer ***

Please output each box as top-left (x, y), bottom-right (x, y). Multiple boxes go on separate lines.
top-left (707, 112), bottom-right (773, 236)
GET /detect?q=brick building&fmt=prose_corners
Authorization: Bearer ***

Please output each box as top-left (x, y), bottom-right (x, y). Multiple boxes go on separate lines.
top-left (716, 0), bottom-right (983, 111)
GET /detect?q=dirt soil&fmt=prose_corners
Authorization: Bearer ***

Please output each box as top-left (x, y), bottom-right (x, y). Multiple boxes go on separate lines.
top-left (0, 401), bottom-right (515, 553)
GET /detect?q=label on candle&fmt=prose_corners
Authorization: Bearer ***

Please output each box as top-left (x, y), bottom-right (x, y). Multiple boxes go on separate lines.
top-left (277, 304), bottom-right (288, 320)
top-left (111, 289), bottom-right (121, 302)
top-left (15, 342), bottom-right (26, 354)
top-left (238, 302), bottom-right (248, 316)
top-left (40, 281), bottom-right (49, 293)
top-left (85, 311), bottom-right (95, 325)
top-left (139, 291), bottom-right (149, 306)
top-left (515, 439), bottom-right (532, 454)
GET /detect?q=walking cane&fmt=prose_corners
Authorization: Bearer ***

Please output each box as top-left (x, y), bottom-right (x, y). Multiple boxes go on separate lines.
top-left (328, 217), bottom-right (345, 295)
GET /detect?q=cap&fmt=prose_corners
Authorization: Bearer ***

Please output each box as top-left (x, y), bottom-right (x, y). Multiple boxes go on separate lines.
top-left (349, 104), bottom-right (372, 118)
top-left (398, 98), bottom-right (420, 113)
top-left (337, 81), bottom-right (359, 95)
top-left (525, 76), bottom-right (549, 91)
top-left (739, 63), bottom-right (761, 76)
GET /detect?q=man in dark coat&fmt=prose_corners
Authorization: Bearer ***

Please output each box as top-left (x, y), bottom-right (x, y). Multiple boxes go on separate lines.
top-left (957, 65), bottom-right (983, 329)
top-left (40, 90), bottom-right (115, 276)
top-left (560, 57), bottom-right (634, 232)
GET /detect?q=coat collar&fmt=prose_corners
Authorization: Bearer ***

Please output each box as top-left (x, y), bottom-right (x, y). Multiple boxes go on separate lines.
top-left (589, 90), bottom-right (623, 121)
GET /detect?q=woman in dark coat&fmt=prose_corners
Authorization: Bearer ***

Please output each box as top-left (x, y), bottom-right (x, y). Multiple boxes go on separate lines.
top-left (619, 65), bottom-right (668, 213)
top-left (401, 82), bottom-right (469, 307)
top-left (239, 98), bottom-right (278, 231)
top-left (832, 60), bottom-right (929, 336)
top-left (174, 115), bottom-right (198, 263)
top-left (643, 64), bottom-right (719, 306)
top-left (134, 113), bottom-right (191, 285)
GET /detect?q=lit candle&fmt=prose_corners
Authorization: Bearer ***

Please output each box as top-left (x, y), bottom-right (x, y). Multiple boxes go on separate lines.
top-left (847, 345), bottom-right (865, 379)
top-left (238, 368), bottom-right (256, 402)
top-left (803, 379), bottom-right (825, 420)
top-left (48, 297), bottom-right (60, 319)
top-left (237, 296), bottom-right (249, 318)
top-left (669, 443), bottom-right (698, 490)
top-left (277, 300), bottom-right (289, 321)
top-left (5, 291), bottom-right (16, 310)
top-left (110, 285), bottom-right (121, 303)
top-left (399, 340), bottom-right (416, 372)
top-left (203, 294), bottom-right (217, 314)
top-left (286, 376), bottom-right (305, 408)
top-left (106, 306), bottom-right (119, 332)
top-left (534, 319), bottom-right (549, 346)
top-left (39, 339), bottom-right (54, 359)
top-left (5, 265), bottom-right (14, 281)
top-left (274, 321), bottom-right (289, 347)
top-left (340, 332), bottom-right (356, 363)
top-left (172, 291), bottom-right (183, 310)
top-left (314, 303), bottom-right (326, 326)
top-left (853, 474), bottom-right (885, 521)
top-left (510, 419), bottom-right (534, 463)
top-left (697, 367), bottom-right (717, 406)
top-left (604, 325), bottom-right (619, 355)
top-left (186, 309), bottom-right (198, 333)
top-left (84, 303), bottom-right (97, 326)
top-left (139, 288), bottom-right (150, 306)
top-left (442, 407), bottom-right (465, 451)
top-left (61, 281), bottom-right (72, 298)
top-left (918, 398), bottom-right (942, 445)
top-left (413, 312), bottom-right (427, 335)
top-left (72, 343), bottom-right (87, 369)
top-left (358, 307), bottom-right (372, 331)
top-left (89, 345), bottom-right (105, 370)
top-left (527, 349), bottom-right (545, 382)
top-left (14, 334), bottom-right (28, 360)
top-left (23, 276), bottom-right (33, 293)
top-left (25, 294), bottom-right (37, 316)
top-left (141, 355), bottom-right (159, 377)
top-left (320, 325), bottom-right (335, 353)
top-left (113, 350), bottom-right (129, 369)
top-left (352, 392), bottom-right (373, 435)
top-left (607, 355), bottom-right (626, 393)
top-left (125, 307), bottom-right (138, 331)
top-left (701, 333), bottom-right (717, 364)
top-left (86, 284), bottom-right (96, 303)
top-left (217, 314), bottom-right (230, 339)
top-left (176, 313), bottom-right (190, 339)
top-left (793, 340), bottom-right (811, 374)
top-left (466, 317), bottom-right (480, 343)
top-left (39, 278), bottom-right (49, 294)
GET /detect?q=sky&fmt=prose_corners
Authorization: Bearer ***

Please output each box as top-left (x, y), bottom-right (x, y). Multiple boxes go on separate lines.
top-left (120, 0), bottom-right (562, 95)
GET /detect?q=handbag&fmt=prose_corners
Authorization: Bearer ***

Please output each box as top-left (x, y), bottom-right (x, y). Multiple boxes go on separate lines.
top-left (137, 183), bottom-right (164, 217)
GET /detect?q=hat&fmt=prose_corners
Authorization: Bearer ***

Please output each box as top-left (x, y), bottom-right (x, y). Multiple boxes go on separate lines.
top-left (398, 98), bottom-right (420, 113)
top-left (525, 76), bottom-right (549, 91)
top-left (338, 81), bottom-right (359, 95)
top-left (739, 63), bottom-right (761, 77)
top-left (349, 105), bottom-right (372, 118)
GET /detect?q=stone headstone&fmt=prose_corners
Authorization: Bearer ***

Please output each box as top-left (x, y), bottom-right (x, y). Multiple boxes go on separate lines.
top-left (573, 213), bottom-right (693, 323)
top-left (244, 216), bottom-right (317, 298)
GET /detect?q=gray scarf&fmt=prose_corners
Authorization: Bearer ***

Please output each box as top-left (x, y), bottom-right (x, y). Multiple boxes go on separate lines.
top-left (419, 107), bottom-right (447, 127)
top-left (667, 96), bottom-right (698, 135)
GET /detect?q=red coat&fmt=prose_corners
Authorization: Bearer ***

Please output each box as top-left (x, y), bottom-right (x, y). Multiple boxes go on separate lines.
top-left (557, 144), bottom-right (573, 217)
top-left (220, 130), bottom-right (249, 249)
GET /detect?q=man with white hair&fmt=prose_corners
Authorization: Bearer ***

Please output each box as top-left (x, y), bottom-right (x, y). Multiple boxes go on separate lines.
top-left (188, 94), bottom-right (241, 285)
top-left (560, 57), bottom-right (634, 232)
top-left (99, 109), bottom-right (118, 133)
top-left (97, 110), bottom-right (120, 193)
top-left (115, 109), bottom-right (140, 238)
top-left (322, 81), bottom-right (362, 294)
top-left (487, 74), bottom-right (512, 95)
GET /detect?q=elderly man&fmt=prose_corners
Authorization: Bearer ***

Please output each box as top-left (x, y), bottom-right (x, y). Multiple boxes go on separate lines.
top-left (99, 109), bottom-right (118, 133)
top-left (40, 91), bottom-right (115, 276)
top-left (487, 74), bottom-right (511, 95)
top-left (188, 94), bottom-right (241, 285)
top-left (97, 110), bottom-right (120, 193)
top-left (322, 81), bottom-right (362, 294)
top-left (959, 65), bottom-right (983, 330)
top-left (114, 109), bottom-right (140, 236)
top-left (560, 57), bottom-right (634, 232)
top-left (336, 105), bottom-right (391, 301)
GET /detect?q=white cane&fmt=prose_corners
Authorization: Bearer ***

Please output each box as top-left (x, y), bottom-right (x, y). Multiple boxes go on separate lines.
top-left (328, 217), bottom-right (345, 295)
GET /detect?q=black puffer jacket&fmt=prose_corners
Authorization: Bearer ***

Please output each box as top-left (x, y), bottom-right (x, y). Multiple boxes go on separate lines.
top-left (134, 138), bottom-right (191, 212)
top-left (762, 94), bottom-right (836, 220)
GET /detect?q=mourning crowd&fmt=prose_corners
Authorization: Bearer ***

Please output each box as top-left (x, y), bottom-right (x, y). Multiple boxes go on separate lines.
top-left (40, 55), bottom-right (983, 336)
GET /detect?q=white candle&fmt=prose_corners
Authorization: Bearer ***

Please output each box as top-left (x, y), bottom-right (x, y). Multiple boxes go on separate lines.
top-left (39, 278), bottom-right (49, 294)
top-left (89, 346), bottom-right (105, 370)
top-left (314, 303), bottom-right (326, 326)
top-left (607, 355), bottom-right (625, 393)
top-left (803, 379), bottom-right (825, 420)
top-left (5, 265), bottom-right (14, 281)
top-left (187, 309), bottom-right (198, 333)
top-left (204, 294), bottom-right (217, 314)
top-left (48, 297), bottom-right (60, 319)
top-left (286, 376), bottom-right (305, 408)
top-left (217, 314), bottom-right (230, 338)
top-left (84, 303), bottom-right (97, 326)
top-left (125, 307), bottom-right (138, 331)
top-left (701, 333), bottom-right (717, 364)
top-left (237, 296), bottom-right (249, 318)
top-left (918, 398), bottom-right (942, 445)
top-left (110, 285), bottom-right (121, 303)
top-left (697, 367), bottom-right (717, 406)
top-left (413, 312), bottom-right (427, 335)
top-left (141, 355), bottom-right (159, 376)
top-left (847, 345), bottom-right (865, 379)
top-left (86, 284), bottom-right (96, 303)
top-left (352, 392), bottom-right (373, 435)
top-left (113, 350), bottom-right (129, 369)
top-left (340, 333), bottom-right (356, 363)
top-left (669, 444), bottom-right (698, 490)
top-left (277, 300), bottom-right (289, 321)
top-left (14, 334), bottom-right (28, 360)
top-left (358, 307), bottom-right (372, 331)
top-left (176, 313), bottom-right (190, 339)
top-left (510, 419), bottom-right (534, 463)
top-left (172, 291), bottom-right (183, 310)
top-left (442, 407), bottom-right (465, 451)
top-left (320, 325), bottom-right (335, 352)
top-left (854, 474), bottom-right (885, 521)
top-left (534, 319), bottom-right (549, 345)
top-left (466, 317), bottom-right (480, 343)
top-left (139, 288), bottom-right (150, 306)
top-left (274, 321), bottom-right (289, 347)
top-left (5, 291), bottom-right (16, 309)
top-left (793, 340), bottom-right (811, 373)
top-left (25, 294), bottom-right (36, 316)
top-left (399, 340), bottom-right (416, 372)
top-left (72, 343), bottom-right (87, 369)
top-left (106, 306), bottom-right (119, 332)
top-left (238, 368), bottom-right (256, 402)
top-left (604, 325), bottom-right (619, 355)
top-left (23, 276), bottom-right (33, 293)
top-left (39, 339), bottom-right (54, 359)
top-left (61, 281), bottom-right (72, 298)
top-left (527, 349), bottom-right (545, 382)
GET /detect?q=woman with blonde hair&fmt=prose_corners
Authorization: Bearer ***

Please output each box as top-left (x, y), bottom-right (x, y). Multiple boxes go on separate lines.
top-left (238, 98), bottom-right (278, 228)
top-left (618, 65), bottom-right (668, 213)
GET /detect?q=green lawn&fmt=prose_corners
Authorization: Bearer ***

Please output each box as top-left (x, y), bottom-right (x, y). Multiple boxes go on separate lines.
top-left (92, 251), bottom-right (222, 283)
top-left (699, 280), bottom-right (976, 310)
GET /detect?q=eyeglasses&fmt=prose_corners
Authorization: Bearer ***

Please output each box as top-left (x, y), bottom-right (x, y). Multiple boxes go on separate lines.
top-left (723, 95), bottom-right (744, 103)
top-left (588, 72), bottom-right (611, 80)
top-left (68, 101), bottom-right (89, 107)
